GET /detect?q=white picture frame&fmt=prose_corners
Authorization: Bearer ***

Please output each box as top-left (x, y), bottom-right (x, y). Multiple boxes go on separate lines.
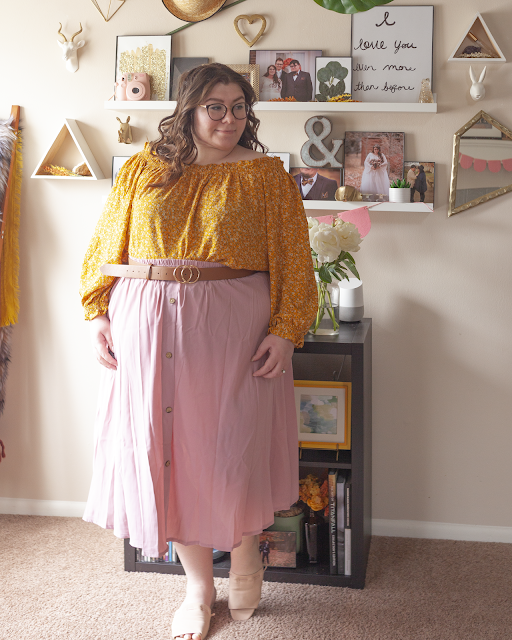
top-left (112, 156), bottom-right (131, 186)
top-left (267, 152), bottom-right (290, 172)
top-left (351, 5), bottom-right (434, 103)
top-left (115, 35), bottom-right (172, 101)
top-left (315, 56), bottom-right (352, 102)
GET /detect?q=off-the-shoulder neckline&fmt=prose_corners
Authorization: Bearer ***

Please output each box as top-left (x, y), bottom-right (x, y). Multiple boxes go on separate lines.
top-left (144, 146), bottom-right (279, 170)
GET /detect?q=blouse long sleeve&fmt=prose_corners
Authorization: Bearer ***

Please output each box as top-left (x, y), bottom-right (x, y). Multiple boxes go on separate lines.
top-left (263, 164), bottom-right (317, 348)
top-left (80, 152), bottom-right (147, 320)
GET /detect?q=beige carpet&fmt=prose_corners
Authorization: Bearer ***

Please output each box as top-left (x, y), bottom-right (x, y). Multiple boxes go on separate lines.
top-left (1, 515), bottom-right (511, 640)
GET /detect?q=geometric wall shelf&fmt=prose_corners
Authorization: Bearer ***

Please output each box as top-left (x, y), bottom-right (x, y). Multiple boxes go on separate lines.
top-left (448, 12), bottom-right (506, 63)
top-left (31, 119), bottom-right (105, 180)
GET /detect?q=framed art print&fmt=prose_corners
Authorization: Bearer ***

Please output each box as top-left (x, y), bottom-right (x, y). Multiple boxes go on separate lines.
top-left (315, 56), bottom-right (352, 102)
top-left (249, 50), bottom-right (322, 102)
top-left (267, 152), bottom-right (290, 172)
top-left (171, 57), bottom-right (209, 100)
top-left (351, 5), bottom-right (434, 103)
top-left (115, 35), bottom-right (172, 101)
top-left (295, 381), bottom-right (351, 450)
top-left (226, 64), bottom-right (260, 100)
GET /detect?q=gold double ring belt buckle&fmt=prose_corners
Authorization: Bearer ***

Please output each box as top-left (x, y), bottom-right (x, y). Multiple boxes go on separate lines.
top-left (173, 265), bottom-right (201, 284)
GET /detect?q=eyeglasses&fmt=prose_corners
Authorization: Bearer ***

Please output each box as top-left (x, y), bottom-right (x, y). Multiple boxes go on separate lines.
top-left (199, 102), bottom-right (249, 121)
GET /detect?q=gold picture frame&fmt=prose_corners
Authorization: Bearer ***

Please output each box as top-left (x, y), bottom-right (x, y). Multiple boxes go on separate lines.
top-left (449, 110), bottom-right (512, 217)
top-left (294, 380), bottom-right (351, 451)
top-left (226, 64), bottom-right (260, 101)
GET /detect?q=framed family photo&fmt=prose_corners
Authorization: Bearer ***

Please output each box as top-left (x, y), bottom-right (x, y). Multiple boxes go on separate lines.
top-left (115, 35), bottom-right (172, 101)
top-left (171, 57), bottom-right (209, 100)
top-left (295, 381), bottom-right (351, 450)
top-left (249, 50), bottom-right (322, 102)
top-left (290, 167), bottom-right (342, 201)
top-left (267, 152), bottom-right (290, 172)
top-left (226, 64), bottom-right (260, 100)
top-left (315, 56), bottom-right (352, 102)
top-left (344, 131), bottom-right (404, 201)
top-left (405, 161), bottom-right (435, 205)
top-left (259, 531), bottom-right (297, 568)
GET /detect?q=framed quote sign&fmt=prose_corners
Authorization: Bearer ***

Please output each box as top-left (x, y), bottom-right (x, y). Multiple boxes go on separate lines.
top-left (351, 5), bottom-right (434, 103)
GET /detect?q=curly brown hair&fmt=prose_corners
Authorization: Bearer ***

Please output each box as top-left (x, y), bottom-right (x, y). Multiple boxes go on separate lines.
top-left (149, 63), bottom-right (267, 188)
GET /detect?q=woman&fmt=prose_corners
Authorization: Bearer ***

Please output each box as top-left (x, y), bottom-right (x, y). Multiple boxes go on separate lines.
top-left (360, 144), bottom-right (390, 197)
top-left (80, 63), bottom-right (317, 640)
top-left (260, 65), bottom-right (282, 100)
top-left (414, 164), bottom-right (428, 202)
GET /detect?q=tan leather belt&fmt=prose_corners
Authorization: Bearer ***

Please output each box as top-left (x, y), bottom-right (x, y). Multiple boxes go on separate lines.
top-left (100, 259), bottom-right (257, 283)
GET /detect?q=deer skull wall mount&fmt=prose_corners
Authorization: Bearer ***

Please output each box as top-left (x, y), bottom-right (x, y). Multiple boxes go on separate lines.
top-left (57, 23), bottom-right (85, 73)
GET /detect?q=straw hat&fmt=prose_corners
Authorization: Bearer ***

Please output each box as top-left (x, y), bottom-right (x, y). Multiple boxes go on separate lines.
top-left (162, 0), bottom-right (226, 22)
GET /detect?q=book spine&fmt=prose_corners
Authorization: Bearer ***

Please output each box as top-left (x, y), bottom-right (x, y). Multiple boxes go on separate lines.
top-left (344, 480), bottom-right (352, 576)
top-left (336, 472), bottom-right (346, 574)
top-left (328, 469), bottom-right (338, 574)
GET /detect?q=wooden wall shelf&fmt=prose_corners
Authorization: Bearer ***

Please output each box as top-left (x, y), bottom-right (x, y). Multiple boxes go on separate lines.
top-left (104, 100), bottom-right (438, 114)
top-left (304, 202), bottom-right (433, 212)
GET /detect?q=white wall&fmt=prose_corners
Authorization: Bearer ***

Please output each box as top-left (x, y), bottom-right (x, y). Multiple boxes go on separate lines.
top-left (1, 0), bottom-right (512, 534)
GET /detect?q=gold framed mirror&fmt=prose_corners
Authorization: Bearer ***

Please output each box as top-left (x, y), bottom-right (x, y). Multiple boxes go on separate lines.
top-left (449, 110), bottom-right (512, 217)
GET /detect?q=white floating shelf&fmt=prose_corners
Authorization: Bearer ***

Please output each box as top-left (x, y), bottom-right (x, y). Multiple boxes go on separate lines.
top-left (104, 100), bottom-right (437, 113)
top-left (303, 201), bottom-right (433, 212)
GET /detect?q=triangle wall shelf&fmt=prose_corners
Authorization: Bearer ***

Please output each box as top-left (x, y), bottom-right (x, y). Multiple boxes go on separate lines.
top-left (448, 12), bottom-right (506, 63)
top-left (31, 119), bottom-right (105, 180)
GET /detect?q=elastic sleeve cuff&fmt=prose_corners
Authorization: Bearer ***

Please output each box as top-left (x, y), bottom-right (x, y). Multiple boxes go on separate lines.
top-left (268, 321), bottom-right (306, 349)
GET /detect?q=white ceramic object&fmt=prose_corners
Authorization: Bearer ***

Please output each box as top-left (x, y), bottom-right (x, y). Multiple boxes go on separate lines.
top-left (338, 278), bottom-right (364, 322)
top-left (469, 65), bottom-right (487, 101)
top-left (389, 187), bottom-right (410, 203)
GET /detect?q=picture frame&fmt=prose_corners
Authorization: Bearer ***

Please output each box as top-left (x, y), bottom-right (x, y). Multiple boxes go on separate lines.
top-left (351, 5), bottom-right (434, 103)
top-left (249, 50), bottom-right (322, 102)
top-left (267, 152), bottom-right (290, 173)
top-left (290, 167), bottom-right (342, 201)
top-left (171, 57), bottom-right (209, 100)
top-left (315, 56), bottom-right (352, 102)
top-left (112, 156), bottom-right (131, 186)
top-left (295, 381), bottom-right (351, 450)
top-left (404, 161), bottom-right (435, 205)
top-left (225, 64), bottom-right (260, 100)
top-left (344, 131), bottom-right (404, 201)
top-left (115, 35), bottom-right (173, 101)
top-left (259, 531), bottom-right (297, 568)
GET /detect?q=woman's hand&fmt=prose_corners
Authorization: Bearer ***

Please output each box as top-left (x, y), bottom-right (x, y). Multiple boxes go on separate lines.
top-left (252, 334), bottom-right (294, 379)
top-left (90, 314), bottom-right (117, 370)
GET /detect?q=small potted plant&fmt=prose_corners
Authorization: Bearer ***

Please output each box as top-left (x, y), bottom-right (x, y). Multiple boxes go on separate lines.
top-left (389, 178), bottom-right (411, 203)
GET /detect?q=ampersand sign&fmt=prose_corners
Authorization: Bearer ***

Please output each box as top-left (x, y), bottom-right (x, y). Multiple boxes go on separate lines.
top-left (300, 116), bottom-right (343, 168)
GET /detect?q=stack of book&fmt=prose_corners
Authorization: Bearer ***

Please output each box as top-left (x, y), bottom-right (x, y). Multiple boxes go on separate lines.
top-left (328, 469), bottom-right (352, 575)
top-left (136, 542), bottom-right (179, 563)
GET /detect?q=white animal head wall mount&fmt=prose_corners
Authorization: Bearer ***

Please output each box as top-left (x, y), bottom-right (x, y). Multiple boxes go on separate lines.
top-left (469, 66), bottom-right (487, 101)
top-left (57, 23), bottom-right (85, 73)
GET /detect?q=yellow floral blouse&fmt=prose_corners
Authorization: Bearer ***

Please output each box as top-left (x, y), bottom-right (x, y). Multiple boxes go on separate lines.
top-left (80, 145), bottom-right (317, 347)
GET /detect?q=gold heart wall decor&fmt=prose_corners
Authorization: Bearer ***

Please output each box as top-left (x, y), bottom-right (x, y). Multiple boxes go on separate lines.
top-left (234, 14), bottom-right (267, 47)
top-left (90, 0), bottom-right (126, 22)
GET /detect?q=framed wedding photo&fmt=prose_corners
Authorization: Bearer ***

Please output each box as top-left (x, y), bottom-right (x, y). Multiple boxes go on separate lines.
top-left (115, 35), bottom-right (173, 101)
top-left (267, 152), bottom-right (290, 172)
top-left (171, 57), bottom-right (209, 100)
top-left (295, 381), bottom-right (351, 450)
top-left (290, 167), bottom-right (342, 201)
top-left (249, 50), bottom-right (321, 102)
top-left (315, 56), bottom-right (352, 102)
top-left (344, 131), bottom-right (404, 201)
top-left (225, 64), bottom-right (260, 100)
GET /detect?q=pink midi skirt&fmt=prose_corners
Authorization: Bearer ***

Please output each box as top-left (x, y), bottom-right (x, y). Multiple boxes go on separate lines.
top-left (83, 258), bottom-right (299, 558)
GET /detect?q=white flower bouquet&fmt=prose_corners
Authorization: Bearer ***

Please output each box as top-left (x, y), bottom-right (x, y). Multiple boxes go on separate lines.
top-left (307, 217), bottom-right (362, 334)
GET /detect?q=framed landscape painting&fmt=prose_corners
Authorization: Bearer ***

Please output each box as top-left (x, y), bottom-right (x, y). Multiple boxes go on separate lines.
top-left (295, 381), bottom-right (351, 450)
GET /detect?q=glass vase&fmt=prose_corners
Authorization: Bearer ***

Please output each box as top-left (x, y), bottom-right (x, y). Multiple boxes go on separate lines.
top-left (309, 277), bottom-right (339, 336)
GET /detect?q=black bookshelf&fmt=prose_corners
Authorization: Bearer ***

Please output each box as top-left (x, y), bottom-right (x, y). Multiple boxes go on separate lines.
top-left (124, 318), bottom-right (372, 589)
